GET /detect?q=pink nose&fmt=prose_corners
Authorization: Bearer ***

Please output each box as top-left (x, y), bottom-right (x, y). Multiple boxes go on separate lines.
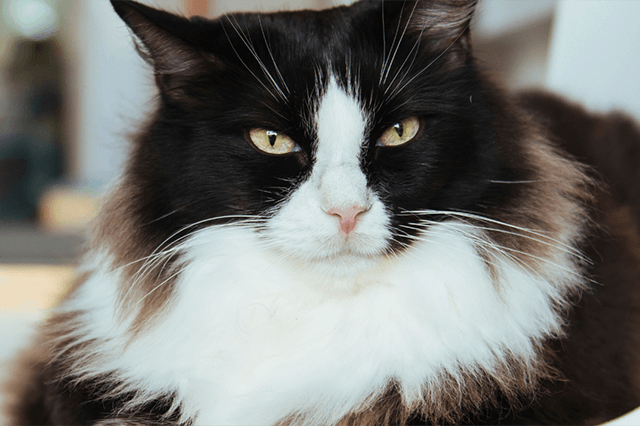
top-left (326, 205), bottom-right (366, 234)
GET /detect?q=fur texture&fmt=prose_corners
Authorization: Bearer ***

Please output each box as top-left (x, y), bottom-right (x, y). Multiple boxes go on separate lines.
top-left (4, 1), bottom-right (640, 425)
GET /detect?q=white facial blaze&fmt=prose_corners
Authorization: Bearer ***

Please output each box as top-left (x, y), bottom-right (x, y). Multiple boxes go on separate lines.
top-left (313, 77), bottom-right (370, 212)
top-left (262, 75), bottom-right (391, 274)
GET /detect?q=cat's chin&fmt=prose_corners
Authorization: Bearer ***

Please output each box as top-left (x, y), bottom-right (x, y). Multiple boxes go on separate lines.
top-left (288, 251), bottom-right (390, 292)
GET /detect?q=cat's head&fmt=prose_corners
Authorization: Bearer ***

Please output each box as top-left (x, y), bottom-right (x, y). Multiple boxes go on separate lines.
top-left (104, 0), bottom-right (587, 295)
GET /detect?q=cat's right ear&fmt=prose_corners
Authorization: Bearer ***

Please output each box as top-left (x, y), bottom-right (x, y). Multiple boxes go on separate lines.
top-left (110, 0), bottom-right (221, 102)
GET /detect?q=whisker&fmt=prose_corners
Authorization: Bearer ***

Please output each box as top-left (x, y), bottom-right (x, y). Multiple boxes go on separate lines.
top-left (136, 266), bottom-right (185, 306)
top-left (229, 15), bottom-right (287, 100)
top-left (384, 17), bottom-right (426, 96)
top-left (400, 221), bottom-right (586, 283)
top-left (261, 100), bottom-right (289, 121)
top-left (379, 0), bottom-right (405, 84)
top-left (393, 228), bottom-right (482, 283)
top-left (221, 16), bottom-right (282, 101)
top-left (115, 216), bottom-right (267, 303)
top-left (398, 223), bottom-right (545, 284)
top-left (114, 215), bottom-right (266, 274)
top-left (387, 21), bottom-right (471, 102)
top-left (399, 209), bottom-right (585, 260)
top-left (407, 215), bottom-right (590, 265)
top-left (381, 1), bottom-right (419, 85)
top-left (259, 16), bottom-right (289, 94)
top-left (132, 218), bottom-right (271, 307)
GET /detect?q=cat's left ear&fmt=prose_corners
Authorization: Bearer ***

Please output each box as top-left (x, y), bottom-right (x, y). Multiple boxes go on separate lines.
top-left (111, 0), bottom-right (222, 102)
top-left (402, 0), bottom-right (478, 57)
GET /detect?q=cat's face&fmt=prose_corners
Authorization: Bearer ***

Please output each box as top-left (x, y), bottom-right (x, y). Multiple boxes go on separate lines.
top-left (109, 0), bottom-right (537, 287)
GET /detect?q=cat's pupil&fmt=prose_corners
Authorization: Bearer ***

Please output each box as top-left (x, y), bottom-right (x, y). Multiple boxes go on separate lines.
top-left (394, 123), bottom-right (404, 137)
top-left (267, 130), bottom-right (277, 146)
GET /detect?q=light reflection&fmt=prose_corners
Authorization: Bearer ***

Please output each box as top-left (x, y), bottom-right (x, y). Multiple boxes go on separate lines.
top-left (3, 0), bottom-right (58, 41)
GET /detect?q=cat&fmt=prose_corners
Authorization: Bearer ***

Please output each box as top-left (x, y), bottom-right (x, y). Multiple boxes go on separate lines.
top-left (4, 0), bottom-right (640, 425)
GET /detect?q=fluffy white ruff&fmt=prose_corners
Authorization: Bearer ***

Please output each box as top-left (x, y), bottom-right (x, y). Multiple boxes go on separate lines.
top-left (59, 220), bottom-right (577, 426)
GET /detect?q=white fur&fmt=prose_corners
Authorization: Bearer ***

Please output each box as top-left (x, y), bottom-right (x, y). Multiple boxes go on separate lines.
top-left (56, 80), bottom-right (582, 425)
top-left (62, 221), bottom-right (576, 426)
top-left (313, 77), bottom-right (369, 211)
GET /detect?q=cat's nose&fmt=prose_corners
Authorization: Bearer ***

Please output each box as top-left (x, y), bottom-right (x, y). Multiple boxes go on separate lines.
top-left (326, 205), bottom-right (367, 234)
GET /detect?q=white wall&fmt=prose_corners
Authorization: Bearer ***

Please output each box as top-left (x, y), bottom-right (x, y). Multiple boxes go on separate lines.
top-left (69, 0), bottom-right (157, 186)
top-left (473, 0), bottom-right (555, 39)
top-left (546, 0), bottom-right (640, 120)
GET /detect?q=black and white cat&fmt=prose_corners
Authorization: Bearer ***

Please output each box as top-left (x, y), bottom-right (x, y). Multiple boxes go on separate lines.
top-left (5, 1), bottom-right (640, 425)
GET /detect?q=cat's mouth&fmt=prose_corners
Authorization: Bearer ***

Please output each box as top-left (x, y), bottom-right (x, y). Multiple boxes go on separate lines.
top-left (261, 191), bottom-right (393, 272)
top-left (296, 250), bottom-right (385, 284)
top-left (285, 234), bottom-right (390, 276)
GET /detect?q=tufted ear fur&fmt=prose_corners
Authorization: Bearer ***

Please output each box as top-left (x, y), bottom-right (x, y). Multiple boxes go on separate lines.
top-left (111, 0), bottom-right (222, 102)
top-left (388, 0), bottom-right (477, 58)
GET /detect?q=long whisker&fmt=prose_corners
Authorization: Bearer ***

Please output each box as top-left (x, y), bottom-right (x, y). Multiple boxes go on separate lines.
top-left (114, 215), bottom-right (267, 276)
top-left (411, 215), bottom-right (590, 265)
top-left (259, 15), bottom-right (289, 94)
top-left (379, 0), bottom-right (405, 84)
top-left (132, 218), bottom-right (270, 306)
top-left (394, 227), bottom-right (485, 283)
top-left (387, 21), bottom-right (471, 102)
top-left (403, 222), bottom-right (546, 280)
top-left (229, 15), bottom-right (287, 100)
top-left (116, 216), bottom-right (267, 304)
top-left (381, 1), bottom-right (419, 85)
top-left (400, 209), bottom-right (586, 261)
top-left (400, 221), bottom-right (588, 284)
top-left (221, 16), bottom-right (282, 101)
top-left (384, 15), bottom-right (426, 96)
top-left (136, 266), bottom-right (185, 306)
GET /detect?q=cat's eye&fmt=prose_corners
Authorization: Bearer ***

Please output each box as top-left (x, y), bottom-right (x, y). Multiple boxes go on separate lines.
top-left (377, 117), bottom-right (421, 147)
top-left (248, 128), bottom-right (300, 155)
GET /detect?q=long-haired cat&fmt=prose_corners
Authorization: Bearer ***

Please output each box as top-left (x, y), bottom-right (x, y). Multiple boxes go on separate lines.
top-left (5, 1), bottom-right (640, 425)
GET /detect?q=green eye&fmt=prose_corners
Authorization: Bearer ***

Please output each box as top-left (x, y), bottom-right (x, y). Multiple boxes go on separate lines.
top-left (248, 129), bottom-right (300, 155)
top-left (377, 117), bottom-right (421, 147)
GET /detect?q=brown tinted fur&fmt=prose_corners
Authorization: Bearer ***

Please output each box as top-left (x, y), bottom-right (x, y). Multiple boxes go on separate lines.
top-left (518, 91), bottom-right (640, 229)
top-left (505, 92), bottom-right (640, 424)
top-left (4, 322), bottom-right (85, 425)
top-left (275, 350), bottom-right (560, 426)
top-left (344, 352), bottom-right (560, 426)
top-left (92, 163), bottom-right (180, 333)
top-left (460, 85), bottom-right (593, 288)
top-left (3, 272), bottom-right (90, 425)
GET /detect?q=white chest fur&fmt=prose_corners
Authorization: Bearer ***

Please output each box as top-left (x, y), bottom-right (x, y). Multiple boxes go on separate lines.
top-left (64, 220), bottom-right (572, 426)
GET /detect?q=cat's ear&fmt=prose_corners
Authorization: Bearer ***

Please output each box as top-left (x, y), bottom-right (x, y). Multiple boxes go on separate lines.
top-left (396, 0), bottom-right (477, 57)
top-left (111, 0), bottom-right (221, 101)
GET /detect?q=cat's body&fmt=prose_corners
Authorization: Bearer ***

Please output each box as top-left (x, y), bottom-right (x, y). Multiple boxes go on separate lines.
top-left (4, 1), bottom-right (640, 425)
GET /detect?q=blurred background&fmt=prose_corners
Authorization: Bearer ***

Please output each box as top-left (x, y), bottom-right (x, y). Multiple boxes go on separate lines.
top-left (0, 0), bottom-right (639, 422)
